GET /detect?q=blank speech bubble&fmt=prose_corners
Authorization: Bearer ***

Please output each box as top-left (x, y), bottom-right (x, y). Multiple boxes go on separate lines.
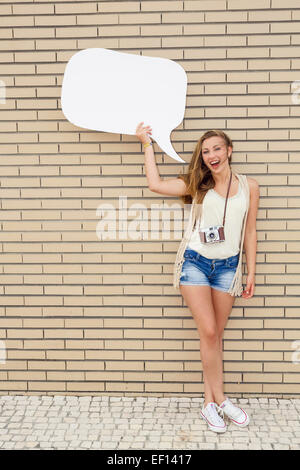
top-left (61, 48), bottom-right (187, 163)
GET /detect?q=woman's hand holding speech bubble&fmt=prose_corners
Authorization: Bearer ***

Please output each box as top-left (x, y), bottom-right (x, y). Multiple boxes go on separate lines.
top-left (135, 122), bottom-right (152, 145)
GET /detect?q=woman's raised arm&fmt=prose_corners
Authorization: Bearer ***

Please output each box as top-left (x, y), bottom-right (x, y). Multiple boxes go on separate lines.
top-left (136, 122), bottom-right (189, 197)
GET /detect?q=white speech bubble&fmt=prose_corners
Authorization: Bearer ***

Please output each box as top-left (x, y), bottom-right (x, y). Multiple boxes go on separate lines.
top-left (61, 48), bottom-right (187, 162)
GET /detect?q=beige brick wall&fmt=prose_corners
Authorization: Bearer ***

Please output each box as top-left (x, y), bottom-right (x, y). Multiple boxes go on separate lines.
top-left (0, 0), bottom-right (299, 397)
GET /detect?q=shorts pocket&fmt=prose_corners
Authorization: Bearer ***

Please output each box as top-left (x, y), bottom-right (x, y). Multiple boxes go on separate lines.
top-left (226, 256), bottom-right (239, 268)
top-left (183, 250), bottom-right (195, 261)
top-left (179, 260), bottom-right (188, 280)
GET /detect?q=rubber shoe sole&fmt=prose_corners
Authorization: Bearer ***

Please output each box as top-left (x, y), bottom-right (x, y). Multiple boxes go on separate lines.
top-left (200, 410), bottom-right (227, 433)
top-left (227, 409), bottom-right (250, 428)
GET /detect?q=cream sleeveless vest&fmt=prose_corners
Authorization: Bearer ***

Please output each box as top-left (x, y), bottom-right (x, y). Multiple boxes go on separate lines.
top-left (173, 172), bottom-right (250, 297)
top-left (187, 177), bottom-right (247, 259)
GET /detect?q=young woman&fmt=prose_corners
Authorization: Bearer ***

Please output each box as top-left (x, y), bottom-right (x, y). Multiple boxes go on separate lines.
top-left (135, 122), bottom-right (260, 433)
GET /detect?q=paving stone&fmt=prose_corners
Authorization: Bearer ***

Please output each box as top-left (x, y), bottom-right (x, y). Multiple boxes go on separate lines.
top-left (0, 396), bottom-right (299, 450)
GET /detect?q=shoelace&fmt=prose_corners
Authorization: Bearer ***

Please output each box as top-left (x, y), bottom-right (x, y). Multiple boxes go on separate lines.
top-left (216, 404), bottom-right (225, 421)
top-left (218, 400), bottom-right (242, 420)
top-left (206, 404), bottom-right (225, 425)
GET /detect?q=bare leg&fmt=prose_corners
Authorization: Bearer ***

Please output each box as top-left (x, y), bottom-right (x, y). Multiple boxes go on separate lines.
top-left (179, 284), bottom-right (227, 407)
top-left (210, 287), bottom-right (236, 405)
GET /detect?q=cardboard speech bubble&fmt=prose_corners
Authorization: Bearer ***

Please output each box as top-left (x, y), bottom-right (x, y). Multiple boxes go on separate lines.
top-left (61, 48), bottom-right (187, 162)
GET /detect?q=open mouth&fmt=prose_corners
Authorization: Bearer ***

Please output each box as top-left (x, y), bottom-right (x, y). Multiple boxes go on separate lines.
top-left (210, 160), bottom-right (220, 169)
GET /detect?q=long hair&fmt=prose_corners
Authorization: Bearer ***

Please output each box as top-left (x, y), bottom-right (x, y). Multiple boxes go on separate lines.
top-left (177, 129), bottom-right (233, 205)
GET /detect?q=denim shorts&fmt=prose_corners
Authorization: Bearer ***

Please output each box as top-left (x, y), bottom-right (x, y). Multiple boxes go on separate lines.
top-left (179, 248), bottom-right (240, 294)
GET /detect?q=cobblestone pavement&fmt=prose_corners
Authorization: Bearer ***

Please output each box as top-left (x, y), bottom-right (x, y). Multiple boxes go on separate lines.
top-left (0, 395), bottom-right (299, 450)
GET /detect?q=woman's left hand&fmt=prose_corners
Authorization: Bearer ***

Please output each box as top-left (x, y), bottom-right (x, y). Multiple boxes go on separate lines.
top-left (242, 274), bottom-right (255, 298)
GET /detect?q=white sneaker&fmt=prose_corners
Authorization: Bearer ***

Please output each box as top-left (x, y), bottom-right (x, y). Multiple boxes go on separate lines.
top-left (218, 397), bottom-right (250, 427)
top-left (200, 402), bottom-right (227, 433)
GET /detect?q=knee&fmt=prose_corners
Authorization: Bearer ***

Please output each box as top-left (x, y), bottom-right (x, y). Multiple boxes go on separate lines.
top-left (200, 326), bottom-right (219, 345)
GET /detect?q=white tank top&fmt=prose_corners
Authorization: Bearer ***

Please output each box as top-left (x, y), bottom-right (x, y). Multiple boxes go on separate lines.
top-left (187, 180), bottom-right (247, 259)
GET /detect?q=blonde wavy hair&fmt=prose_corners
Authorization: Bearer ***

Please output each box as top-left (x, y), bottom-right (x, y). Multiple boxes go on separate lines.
top-left (177, 129), bottom-right (233, 205)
